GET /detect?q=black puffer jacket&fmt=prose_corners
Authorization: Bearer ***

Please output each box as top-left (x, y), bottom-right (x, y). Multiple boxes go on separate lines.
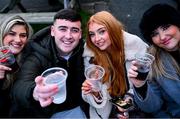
top-left (10, 26), bottom-right (89, 118)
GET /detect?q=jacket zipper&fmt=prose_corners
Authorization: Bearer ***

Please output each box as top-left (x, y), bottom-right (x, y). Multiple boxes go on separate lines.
top-left (67, 60), bottom-right (69, 67)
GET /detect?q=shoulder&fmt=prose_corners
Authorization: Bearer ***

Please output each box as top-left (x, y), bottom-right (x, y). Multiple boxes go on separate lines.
top-left (29, 26), bottom-right (52, 51)
top-left (123, 31), bottom-right (148, 60)
top-left (83, 43), bottom-right (94, 57)
top-left (31, 26), bottom-right (51, 42)
top-left (26, 26), bottom-right (54, 60)
top-left (160, 51), bottom-right (178, 68)
top-left (83, 44), bottom-right (95, 68)
top-left (19, 39), bottom-right (52, 68)
top-left (123, 31), bottom-right (148, 47)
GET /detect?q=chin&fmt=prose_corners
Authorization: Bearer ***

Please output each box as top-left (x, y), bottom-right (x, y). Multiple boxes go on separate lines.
top-left (99, 47), bottom-right (107, 51)
top-left (12, 50), bottom-right (21, 55)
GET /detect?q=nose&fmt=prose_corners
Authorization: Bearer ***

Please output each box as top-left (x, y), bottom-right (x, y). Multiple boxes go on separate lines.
top-left (65, 30), bottom-right (73, 39)
top-left (94, 34), bottom-right (101, 42)
top-left (14, 35), bottom-right (21, 42)
top-left (159, 31), bottom-right (166, 40)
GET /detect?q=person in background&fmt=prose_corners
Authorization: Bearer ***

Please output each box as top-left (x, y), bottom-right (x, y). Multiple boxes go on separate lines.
top-left (10, 9), bottom-right (89, 118)
top-left (0, 15), bottom-right (33, 117)
top-left (81, 11), bottom-right (148, 119)
top-left (128, 4), bottom-right (180, 118)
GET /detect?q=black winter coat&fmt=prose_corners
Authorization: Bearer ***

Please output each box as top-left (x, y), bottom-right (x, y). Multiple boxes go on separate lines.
top-left (0, 80), bottom-right (11, 117)
top-left (10, 27), bottom-right (89, 118)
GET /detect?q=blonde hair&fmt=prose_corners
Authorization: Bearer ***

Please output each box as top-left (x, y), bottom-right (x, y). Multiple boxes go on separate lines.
top-left (86, 11), bottom-right (127, 97)
top-left (148, 45), bottom-right (180, 80)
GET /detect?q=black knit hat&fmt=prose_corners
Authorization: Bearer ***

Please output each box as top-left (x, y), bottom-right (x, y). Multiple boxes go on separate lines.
top-left (139, 4), bottom-right (180, 44)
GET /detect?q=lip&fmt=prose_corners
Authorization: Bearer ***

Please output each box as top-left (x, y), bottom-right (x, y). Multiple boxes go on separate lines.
top-left (161, 39), bottom-right (170, 45)
top-left (96, 41), bottom-right (104, 47)
top-left (96, 43), bottom-right (104, 48)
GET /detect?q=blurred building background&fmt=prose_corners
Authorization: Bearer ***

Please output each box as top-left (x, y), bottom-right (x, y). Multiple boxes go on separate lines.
top-left (0, 0), bottom-right (178, 38)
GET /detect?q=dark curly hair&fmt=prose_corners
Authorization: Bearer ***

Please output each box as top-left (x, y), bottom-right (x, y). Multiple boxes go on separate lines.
top-left (139, 4), bottom-right (180, 45)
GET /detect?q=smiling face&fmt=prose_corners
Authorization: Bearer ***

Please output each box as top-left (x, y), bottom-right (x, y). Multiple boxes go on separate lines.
top-left (151, 24), bottom-right (180, 51)
top-left (51, 19), bottom-right (82, 56)
top-left (88, 22), bottom-right (111, 51)
top-left (3, 24), bottom-right (28, 55)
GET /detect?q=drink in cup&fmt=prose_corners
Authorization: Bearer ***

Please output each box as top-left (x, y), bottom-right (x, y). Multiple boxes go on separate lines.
top-left (85, 65), bottom-right (105, 92)
top-left (135, 53), bottom-right (155, 81)
top-left (0, 46), bottom-right (18, 72)
top-left (41, 67), bottom-right (68, 104)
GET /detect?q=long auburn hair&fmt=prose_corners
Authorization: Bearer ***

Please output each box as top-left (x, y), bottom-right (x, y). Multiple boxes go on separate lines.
top-left (86, 11), bottom-right (127, 97)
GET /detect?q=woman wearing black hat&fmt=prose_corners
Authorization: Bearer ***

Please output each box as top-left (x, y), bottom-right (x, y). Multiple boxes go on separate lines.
top-left (128, 4), bottom-right (180, 118)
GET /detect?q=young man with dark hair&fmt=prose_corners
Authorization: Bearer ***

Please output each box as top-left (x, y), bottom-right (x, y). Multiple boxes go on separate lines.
top-left (10, 9), bottom-right (89, 118)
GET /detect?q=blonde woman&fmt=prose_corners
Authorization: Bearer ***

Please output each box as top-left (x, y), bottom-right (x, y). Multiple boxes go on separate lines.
top-left (0, 15), bottom-right (32, 117)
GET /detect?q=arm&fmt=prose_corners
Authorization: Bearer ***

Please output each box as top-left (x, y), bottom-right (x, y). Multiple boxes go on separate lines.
top-left (83, 51), bottom-right (109, 108)
top-left (134, 80), bottom-right (163, 113)
top-left (124, 31), bottom-right (148, 95)
top-left (81, 79), bottom-right (109, 108)
top-left (0, 65), bottom-right (11, 88)
top-left (128, 60), bottom-right (163, 113)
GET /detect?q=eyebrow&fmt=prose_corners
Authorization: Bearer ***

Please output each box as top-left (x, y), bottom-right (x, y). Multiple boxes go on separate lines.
top-left (9, 30), bottom-right (27, 34)
top-left (89, 27), bottom-right (106, 32)
top-left (58, 26), bottom-right (80, 30)
top-left (97, 27), bottom-right (106, 32)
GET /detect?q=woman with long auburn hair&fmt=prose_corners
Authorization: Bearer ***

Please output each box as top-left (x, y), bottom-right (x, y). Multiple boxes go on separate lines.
top-left (81, 11), bottom-right (148, 118)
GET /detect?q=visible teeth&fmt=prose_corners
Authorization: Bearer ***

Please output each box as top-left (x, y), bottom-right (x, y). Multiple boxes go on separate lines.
top-left (64, 41), bottom-right (72, 44)
top-left (11, 44), bottom-right (21, 48)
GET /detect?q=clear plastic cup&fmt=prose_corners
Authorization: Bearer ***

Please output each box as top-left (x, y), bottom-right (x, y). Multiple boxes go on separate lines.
top-left (0, 46), bottom-right (15, 66)
top-left (41, 67), bottom-right (68, 104)
top-left (135, 53), bottom-right (155, 81)
top-left (0, 46), bottom-right (18, 72)
top-left (85, 65), bottom-right (105, 92)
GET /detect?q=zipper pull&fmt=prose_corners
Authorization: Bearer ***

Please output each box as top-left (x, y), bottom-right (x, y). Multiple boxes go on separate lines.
top-left (67, 61), bottom-right (69, 67)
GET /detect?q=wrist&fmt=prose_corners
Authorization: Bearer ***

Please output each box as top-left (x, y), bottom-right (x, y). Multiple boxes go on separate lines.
top-left (133, 80), bottom-right (146, 88)
top-left (92, 92), bottom-right (101, 99)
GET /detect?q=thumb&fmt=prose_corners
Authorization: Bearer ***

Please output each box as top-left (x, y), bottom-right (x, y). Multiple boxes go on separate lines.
top-left (35, 76), bottom-right (44, 86)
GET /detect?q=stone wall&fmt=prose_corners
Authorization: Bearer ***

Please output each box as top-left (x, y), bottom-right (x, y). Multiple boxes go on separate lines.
top-left (79, 0), bottom-right (109, 14)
